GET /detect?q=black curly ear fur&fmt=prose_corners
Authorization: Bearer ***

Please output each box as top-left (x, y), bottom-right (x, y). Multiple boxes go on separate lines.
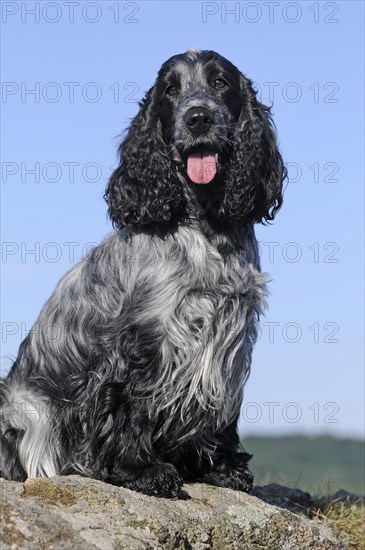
top-left (105, 86), bottom-right (185, 228)
top-left (220, 76), bottom-right (287, 224)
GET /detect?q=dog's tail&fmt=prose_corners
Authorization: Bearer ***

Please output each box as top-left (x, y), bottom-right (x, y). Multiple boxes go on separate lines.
top-left (0, 379), bottom-right (60, 480)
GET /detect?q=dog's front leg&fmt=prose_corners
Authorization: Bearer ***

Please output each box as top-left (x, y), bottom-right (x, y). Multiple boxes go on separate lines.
top-left (87, 381), bottom-right (183, 498)
top-left (200, 417), bottom-right (254, 493)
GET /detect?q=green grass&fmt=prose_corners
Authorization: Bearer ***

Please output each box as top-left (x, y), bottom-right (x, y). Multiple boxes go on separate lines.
top-left (314, 496), bottom-right (365, 549)
top-left (242, 434), bottom-right (365, 497)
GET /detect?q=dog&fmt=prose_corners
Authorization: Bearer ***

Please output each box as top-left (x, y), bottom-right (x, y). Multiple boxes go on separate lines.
top-left (0, 49), bottom-right (286, 498)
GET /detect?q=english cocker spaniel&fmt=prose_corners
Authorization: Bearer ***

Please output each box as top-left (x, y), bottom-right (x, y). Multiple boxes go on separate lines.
top-left (0, 50), bottom-right (286, 498)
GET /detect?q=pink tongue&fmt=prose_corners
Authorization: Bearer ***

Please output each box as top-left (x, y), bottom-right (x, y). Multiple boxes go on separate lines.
top-left (187, 152), bottom-right (217, 184)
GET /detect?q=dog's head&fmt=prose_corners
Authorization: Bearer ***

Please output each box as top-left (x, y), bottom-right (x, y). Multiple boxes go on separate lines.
top-left (105, 49), bottom-right (286, 228)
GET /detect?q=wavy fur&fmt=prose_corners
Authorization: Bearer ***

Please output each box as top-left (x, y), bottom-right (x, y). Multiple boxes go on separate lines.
top-left (1, 50), bottom-right (285, 497)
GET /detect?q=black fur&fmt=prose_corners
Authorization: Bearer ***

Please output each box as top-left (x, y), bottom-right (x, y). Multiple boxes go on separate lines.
top-left (1, 50), bottom-right (285, 498)
top-left (105, 49), bottom-right (285, 228)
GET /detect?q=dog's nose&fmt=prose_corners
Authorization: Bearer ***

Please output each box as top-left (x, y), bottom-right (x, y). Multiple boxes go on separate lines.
top-left (184, 107), bottom-right (214, 135)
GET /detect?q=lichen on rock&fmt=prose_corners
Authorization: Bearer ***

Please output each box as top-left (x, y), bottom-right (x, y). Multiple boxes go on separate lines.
top-left (0, 475), bottom-right (348, 549)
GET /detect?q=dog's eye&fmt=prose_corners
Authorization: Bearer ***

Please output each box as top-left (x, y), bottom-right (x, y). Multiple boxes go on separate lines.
top-left (214, 78), bottom-right (228, 89)
top-left (166, 86), bottom-right (178, 97)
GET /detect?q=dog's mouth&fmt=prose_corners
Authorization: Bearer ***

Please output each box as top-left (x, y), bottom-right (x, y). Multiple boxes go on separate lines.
top-left (186, 149), bottom-right (217, 185)
top-left (174, 148), bottom-right (219, 185)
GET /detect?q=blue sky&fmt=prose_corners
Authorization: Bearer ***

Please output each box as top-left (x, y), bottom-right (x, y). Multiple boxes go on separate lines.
top-left (1, 1), bottom-right (364, 439)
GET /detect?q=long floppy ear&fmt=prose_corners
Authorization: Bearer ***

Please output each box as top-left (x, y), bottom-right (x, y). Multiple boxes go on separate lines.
top-left (105, 86), bottom-right (185, 228)
top-left (220, 76), bottom-right (287, 225)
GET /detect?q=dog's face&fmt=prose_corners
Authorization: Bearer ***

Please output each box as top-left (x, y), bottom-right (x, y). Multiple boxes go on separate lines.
top-left (156, 50), bottom-right (243, 186)
top-left (105, 49), bottom-right (286, 228)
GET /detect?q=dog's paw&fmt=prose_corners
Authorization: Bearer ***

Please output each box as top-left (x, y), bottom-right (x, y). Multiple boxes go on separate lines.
top-left (123, 463), bottom-right (183, 498)
top-left (201, 454), bottom-right (254, 493)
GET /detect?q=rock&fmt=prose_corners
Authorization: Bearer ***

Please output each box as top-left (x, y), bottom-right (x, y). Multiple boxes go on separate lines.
top-left (0, 475), bottom-right (347, 549)
top-left (251, 483), bottom-right (313, 514)
top-left (317, 489), bottom-right (365, 508)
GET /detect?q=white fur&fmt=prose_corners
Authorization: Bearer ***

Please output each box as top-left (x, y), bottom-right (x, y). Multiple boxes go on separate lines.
top-left (2, 386), bottom-right (59, 477)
